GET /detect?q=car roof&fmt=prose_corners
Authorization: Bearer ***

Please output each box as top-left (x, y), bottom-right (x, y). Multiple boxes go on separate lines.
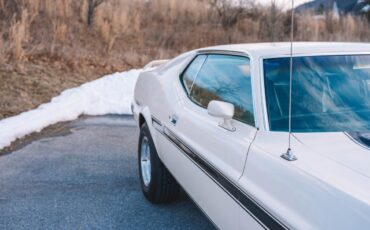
top-left (198, 42), bottom-right (370, 58)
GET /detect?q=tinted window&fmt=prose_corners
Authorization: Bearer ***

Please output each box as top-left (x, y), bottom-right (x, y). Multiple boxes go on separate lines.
top-left (190, 55), bottom-right (255, 126)
top-left (264, 55), bottom-right (370, 132)
top-left (181, 55), bottom-right (207, 94)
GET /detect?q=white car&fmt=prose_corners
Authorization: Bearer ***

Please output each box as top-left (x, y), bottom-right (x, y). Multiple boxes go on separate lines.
top-left (132, 42), bottom-right (370, 229)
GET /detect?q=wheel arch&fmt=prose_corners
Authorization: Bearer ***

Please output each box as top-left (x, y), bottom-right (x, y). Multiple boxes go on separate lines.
top-left (139, 113), bottom-right (146, 128)
top-left (136, 106), bottom-right (164, 159)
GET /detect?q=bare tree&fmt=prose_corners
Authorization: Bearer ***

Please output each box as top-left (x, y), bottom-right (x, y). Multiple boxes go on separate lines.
top-left (265, 0), bottom-right (285, 42)
top-left (208, 0), bottom-right (256, 29)
top-left (87, 0), bottom-right (104, 27)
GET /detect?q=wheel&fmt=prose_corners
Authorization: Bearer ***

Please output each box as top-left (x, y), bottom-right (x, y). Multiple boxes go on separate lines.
top-left (138, 122), bottom-right (180, 203)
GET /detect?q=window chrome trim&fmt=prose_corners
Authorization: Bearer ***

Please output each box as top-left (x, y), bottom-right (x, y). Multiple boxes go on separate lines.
top-left (345, 132), bottom-right (370, 151)
top-left (189, 55), bottom-right (208, 94)
top-left (259, 51), bottom-right (370, 60)
top-left (197, 49), bottom-right (247, 56)
top-left (179, 50), bottom-right (259, 129)
top-left (259, 57), bottom-right (270, 131)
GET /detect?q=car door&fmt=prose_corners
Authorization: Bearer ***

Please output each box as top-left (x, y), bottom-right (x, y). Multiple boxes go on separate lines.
top-left (164, 53), bottom-right (261, 229)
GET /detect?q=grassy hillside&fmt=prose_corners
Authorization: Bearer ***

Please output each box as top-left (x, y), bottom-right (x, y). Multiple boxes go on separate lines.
top-left (0, 0), bottom-right (369, 119)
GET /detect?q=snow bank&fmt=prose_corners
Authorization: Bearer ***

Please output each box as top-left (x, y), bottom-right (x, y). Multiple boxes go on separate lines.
top-left (0, 69), bottom-right (141, 150)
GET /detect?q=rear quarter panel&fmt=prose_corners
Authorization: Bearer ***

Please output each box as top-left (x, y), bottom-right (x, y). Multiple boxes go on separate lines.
top-left (133, 51), bottom-right (195, 156)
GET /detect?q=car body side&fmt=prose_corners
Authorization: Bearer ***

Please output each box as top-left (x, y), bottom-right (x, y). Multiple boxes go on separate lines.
top-left (132, 44), bottom-right (370, 229)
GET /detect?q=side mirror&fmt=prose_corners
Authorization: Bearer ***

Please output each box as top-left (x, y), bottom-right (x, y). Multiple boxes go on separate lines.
top-left (207, 100), bottom-right (235, 131)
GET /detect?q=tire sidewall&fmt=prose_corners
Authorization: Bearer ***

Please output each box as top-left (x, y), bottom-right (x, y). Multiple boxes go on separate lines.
top-left (138, 123), bottom-right (159, 195)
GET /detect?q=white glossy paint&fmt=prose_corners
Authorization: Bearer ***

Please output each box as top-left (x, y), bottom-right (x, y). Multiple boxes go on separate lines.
top-left (207, 100), bottom-right (235, 131)
top-left (207, 100), bottom-right (234, 119)
top-left (133, 42), bottom-right (370, 229)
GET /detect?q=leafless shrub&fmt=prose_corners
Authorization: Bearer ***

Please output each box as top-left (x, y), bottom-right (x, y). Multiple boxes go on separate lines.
top-left (258, 0), bottom-right (290, 42)
top-left (95, 0), bottom-right (130, 52)
top-left (208, 0), bottom-right (256, 29)
top-left (0, 0), bottom-right (369, 68)
top-left (0, 33), bottom-right (7, 63)
top-left (44, 0), bottom-right (73, 19)
top-left (22, 0), bottom-right (40, 22)
top-left (52, 20), bottom-right (67, 43)
top-left (80, 0), bottom-right (89, 24)
top-left (0, 0), bottom-right (4, 10)
top-left (295, 12), bottom-right (322, 41)
top-left (8, 9), bottom-right (30, 60)
top-left (87, 0), bottom-right (104, 26)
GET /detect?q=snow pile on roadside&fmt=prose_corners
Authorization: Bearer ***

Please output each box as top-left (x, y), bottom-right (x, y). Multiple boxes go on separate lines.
top-left (0, 69), bottom-right (141, 150)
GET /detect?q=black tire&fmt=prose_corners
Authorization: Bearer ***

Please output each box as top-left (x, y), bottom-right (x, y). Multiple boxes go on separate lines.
top-left (138, 122), bottom-right (180, 203)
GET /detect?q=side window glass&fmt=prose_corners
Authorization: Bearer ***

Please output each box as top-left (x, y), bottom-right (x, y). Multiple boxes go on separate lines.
top-left (181, 55), bottom-right (207, 94)
top-left (190, 55), bottom-right (255, 126)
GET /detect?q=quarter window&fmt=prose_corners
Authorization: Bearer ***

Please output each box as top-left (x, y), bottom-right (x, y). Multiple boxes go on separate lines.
top-left (181, 55), bottom-right (207, 94)
top-left (184, 54), bottom-right (255, 126)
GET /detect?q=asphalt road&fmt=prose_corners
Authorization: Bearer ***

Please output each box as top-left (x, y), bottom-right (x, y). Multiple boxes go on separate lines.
top-left (0, 115), bottom-right (214, 230)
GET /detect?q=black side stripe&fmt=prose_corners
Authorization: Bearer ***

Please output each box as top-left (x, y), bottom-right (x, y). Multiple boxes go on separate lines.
top-left (152, 116), bottom-right (162, 127)
top-left (151, 117), bottom-right (288, 230)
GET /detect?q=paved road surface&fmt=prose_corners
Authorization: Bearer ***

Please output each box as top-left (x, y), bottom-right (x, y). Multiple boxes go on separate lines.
top-left (0, 115), bottom-right (214, 230)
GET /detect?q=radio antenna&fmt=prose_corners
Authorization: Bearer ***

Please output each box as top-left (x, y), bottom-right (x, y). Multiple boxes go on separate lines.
top-left (281, 0), bottom-right (297, 161)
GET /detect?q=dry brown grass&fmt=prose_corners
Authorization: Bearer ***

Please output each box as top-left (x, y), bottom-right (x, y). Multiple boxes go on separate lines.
top-left (52, 20), bottom-right (67, 43)
top-left (94, 0), bottom-right (130, 52)
top-left (296, 12), bottom-right (370, 42)
top-left (2, 0), bottom-right (369, 64)
top-left (80, 0), bottom-right (89, 24)
top-left (0, 0), bottom-right (369, 119)
top-left (8, 9), bottom-right (30, 60)
top-left (0, 33), bottom-right (5, 63)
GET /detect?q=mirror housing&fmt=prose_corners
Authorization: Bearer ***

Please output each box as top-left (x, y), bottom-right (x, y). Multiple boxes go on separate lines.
top-left (207, 100), bottom-right (235, 131)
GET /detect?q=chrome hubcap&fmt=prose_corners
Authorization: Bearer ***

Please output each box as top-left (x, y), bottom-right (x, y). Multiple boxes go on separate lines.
top-left (140, 136), bottom-right (151, 187)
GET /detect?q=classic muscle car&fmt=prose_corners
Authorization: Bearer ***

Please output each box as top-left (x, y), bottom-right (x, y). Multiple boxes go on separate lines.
top-left (132, 42), bottom-right (370, 229)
